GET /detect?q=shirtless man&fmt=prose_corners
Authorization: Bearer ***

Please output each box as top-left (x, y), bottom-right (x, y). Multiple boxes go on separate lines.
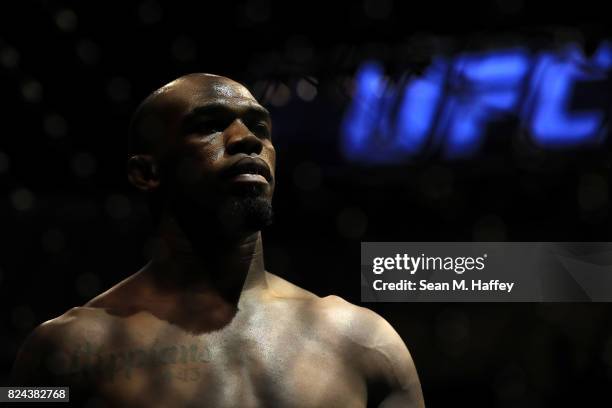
top-left (11, 74), bottom-right (425, 407)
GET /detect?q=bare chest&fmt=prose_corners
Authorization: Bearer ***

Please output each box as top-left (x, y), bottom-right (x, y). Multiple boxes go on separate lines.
top-left (66, 312), bottom-right (366, 407)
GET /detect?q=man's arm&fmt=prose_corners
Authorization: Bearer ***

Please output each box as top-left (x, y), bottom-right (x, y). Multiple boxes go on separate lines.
top-left (362, 313), bottom-right (425, 408)
top-left (10, 323), bottom-right (56, 385)
top-left (321, 296), bottom-right (425, 407)
top-left (11, 308), bottom-right (86, 386)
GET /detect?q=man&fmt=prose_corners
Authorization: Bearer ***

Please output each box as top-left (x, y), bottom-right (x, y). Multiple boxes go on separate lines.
top-left (11, 74), bottom-right (425, 407)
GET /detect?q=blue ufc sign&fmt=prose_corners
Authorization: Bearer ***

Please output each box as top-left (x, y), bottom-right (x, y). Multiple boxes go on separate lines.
top-left (341, 42), bottom-right (612, 162)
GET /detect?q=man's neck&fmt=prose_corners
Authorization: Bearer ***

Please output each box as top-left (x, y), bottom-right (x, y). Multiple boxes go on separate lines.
top-left (146, 212), bottom-right (269, 309)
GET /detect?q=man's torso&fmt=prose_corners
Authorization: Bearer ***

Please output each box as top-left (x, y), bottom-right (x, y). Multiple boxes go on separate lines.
top-left (41, 278), bottom-right (370, 408)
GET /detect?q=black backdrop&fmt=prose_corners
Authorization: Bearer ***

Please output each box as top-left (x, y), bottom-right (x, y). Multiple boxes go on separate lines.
top-left (1, 1), bottom-right (612, 407)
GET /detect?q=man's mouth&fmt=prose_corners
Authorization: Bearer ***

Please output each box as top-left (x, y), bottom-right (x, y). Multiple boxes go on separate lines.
top-left (230, 173), bottom-right (268, 184)
top-left (223, 157), bottom-right (272, 185)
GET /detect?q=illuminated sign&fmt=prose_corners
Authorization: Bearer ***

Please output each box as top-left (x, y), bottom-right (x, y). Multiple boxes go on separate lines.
top-left (341, 42), bottom-right (612, 162)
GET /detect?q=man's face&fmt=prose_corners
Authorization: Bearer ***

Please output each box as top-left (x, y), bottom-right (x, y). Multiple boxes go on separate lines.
top-left (155, 76), bottom-right (276, 232)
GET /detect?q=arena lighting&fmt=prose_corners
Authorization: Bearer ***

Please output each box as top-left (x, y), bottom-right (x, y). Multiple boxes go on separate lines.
top-left (341, 41), bottom-right (612, 162)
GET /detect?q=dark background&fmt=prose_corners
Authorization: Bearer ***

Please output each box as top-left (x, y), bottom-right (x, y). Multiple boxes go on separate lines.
top-left (1, 1), bottom-right (612, 407)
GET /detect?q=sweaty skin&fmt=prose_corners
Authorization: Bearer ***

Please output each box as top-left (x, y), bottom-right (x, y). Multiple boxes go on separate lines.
top-left (11, 74), bottom-right (425, 408)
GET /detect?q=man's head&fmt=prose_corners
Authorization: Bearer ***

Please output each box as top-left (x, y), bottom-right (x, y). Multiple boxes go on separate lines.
top-left (127, 74), bottom-right (276, 236)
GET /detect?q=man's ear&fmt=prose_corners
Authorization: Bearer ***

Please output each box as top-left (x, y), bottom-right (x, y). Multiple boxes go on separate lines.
top-left (127, 155), bottom-right (160, 192)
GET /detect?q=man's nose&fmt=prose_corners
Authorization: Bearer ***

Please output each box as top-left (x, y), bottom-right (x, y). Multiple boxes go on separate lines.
top-left (225, 119), bottom-right (263, 156)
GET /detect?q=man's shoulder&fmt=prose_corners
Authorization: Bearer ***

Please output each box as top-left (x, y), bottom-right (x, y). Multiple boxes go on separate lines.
top-left (311, 294), bottom-right (396, 346)
top-left (264, 272), bottom-right (392, 342)
top-left (10, 306), bottom-right (111, 385)
top-left (21, 306), bottom-right (111, 350)
top-left (311, 295), bottom-right (423, 404)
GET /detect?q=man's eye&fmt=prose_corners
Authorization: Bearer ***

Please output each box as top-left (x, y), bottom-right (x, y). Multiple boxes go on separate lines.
top-left (194, 120), bottom-right (225, 134)
top-left (252, 122), bottom-right (271, 138)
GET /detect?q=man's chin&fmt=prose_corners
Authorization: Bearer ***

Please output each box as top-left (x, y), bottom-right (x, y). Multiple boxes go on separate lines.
top-left (226, 181), bottom-right (271, 198)
top-left (168, 185), bottom-right (273, 236)
top-left (218, 195), bottom-right (274, 233)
